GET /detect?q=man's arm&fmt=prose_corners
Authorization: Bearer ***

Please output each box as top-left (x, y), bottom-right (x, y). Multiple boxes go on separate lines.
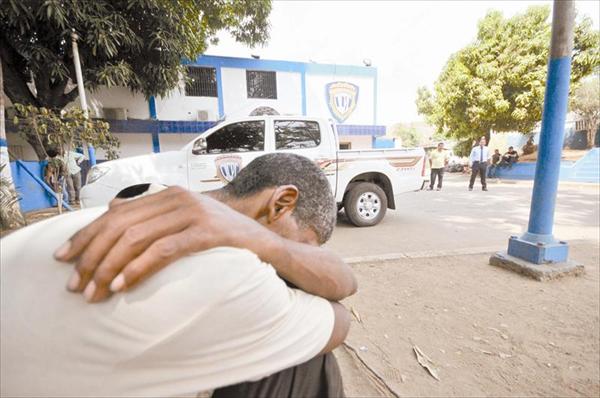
top-left (56, 187), bottom-right (357, 302)
top-left (319, 302), bottom-right (351, 354)
top-left (75, 152), bottom-right (86, 164)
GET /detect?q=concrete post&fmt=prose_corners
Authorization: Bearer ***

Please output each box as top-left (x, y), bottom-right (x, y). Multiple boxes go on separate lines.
top-left (490, 1), bottom-right (585, 277)
top-left (71, 31), bottom-right (96, 166)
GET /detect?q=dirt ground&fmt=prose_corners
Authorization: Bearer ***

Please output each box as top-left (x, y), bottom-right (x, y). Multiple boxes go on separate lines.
top-left (335, 241), bottom-right (600, 397)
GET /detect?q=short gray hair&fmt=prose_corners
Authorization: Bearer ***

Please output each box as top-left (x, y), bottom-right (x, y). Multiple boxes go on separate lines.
top-left (222, 153), bottom-right (337, 244)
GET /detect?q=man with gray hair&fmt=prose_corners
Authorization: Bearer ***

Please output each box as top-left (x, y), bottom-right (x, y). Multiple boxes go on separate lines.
top-left (2, 153), bottom-right (355, 397)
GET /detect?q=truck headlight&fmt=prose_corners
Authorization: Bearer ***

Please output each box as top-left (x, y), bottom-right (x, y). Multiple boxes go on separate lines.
top-left (86, 166), bottom-right (109, 184)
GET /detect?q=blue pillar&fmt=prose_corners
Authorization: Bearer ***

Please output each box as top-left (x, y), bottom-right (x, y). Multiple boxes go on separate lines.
top-left (506, 1), bottom-right (574, 264)
top-left (87, 144), bottom-right (96, 166)
top-left (300, 66), bottom-right (307, 116)
top-left (216, 66), bottom-right (225, 118)
top-left (148, 96), bottom-right (160, 153)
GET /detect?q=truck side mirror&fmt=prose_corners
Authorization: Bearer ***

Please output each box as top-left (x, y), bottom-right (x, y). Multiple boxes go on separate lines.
top-left (192, 137), bottom-right (207, 155)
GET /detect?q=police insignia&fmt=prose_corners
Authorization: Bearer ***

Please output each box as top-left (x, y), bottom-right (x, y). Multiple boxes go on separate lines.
top-left (215, 155), bottom-right (242, 183)
top-left (326, 81), bottom-right (359, 123)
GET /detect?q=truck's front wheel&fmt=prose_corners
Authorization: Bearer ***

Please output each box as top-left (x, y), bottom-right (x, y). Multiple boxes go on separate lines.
top-left (344, 182), bottom-right (387, 227)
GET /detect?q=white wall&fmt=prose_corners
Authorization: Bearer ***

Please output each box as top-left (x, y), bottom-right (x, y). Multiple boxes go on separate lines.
top-left (221, 68), bottom-right (302, 119)
top-left (154, 83), bottom-right (220, 121)
top-left (71, 87), bottom-right (150, 119)
top-left (104, 133), bottom-right (154, 159)
top-left (7, 131), bottom-right (154, 161)
top-left (5, 133), bottom-right (39, 161)
top-left (338, 135), bottom-right (372, 149)
top-left (305, 74), bottom-right (375, 125)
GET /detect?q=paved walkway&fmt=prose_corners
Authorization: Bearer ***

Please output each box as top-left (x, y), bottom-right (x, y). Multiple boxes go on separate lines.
top-left (327, 174), bottom-right (599, 260)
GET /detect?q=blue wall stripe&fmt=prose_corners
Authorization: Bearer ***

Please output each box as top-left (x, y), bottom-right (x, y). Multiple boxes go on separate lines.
top-left (0, 138), bottom-right (7, 147)
top-left (187, 55), bottom-right (377, 78)
top-left (101, 120), bottom-right (382, 136)
top-left (6, 118), bottom-right (383, 137)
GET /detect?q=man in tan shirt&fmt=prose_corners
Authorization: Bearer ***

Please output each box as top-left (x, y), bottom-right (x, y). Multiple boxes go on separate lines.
top-left (429, 142), bottom-right (449, 191)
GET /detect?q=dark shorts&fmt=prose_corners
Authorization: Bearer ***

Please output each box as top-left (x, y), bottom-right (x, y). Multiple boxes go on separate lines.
top-left (212, 353), bottom-right (345, 398)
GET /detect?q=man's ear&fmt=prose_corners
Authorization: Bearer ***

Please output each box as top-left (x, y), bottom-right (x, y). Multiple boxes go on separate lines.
top-left (267, 185), bottom-right (299, 223)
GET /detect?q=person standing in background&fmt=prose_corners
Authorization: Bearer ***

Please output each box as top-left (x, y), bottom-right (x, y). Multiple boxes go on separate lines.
top-left (44, 147), bottom-right (66, 194)
top-left (428, 142), bottom-right (449, 191)
top-left (488, 149), bottom-right (502, 178)
top-left (468, 137), bottom-right (490, 191)
top-left (501, 146), bottom-right (519, 168)
top-left (63, 149), bottom-right (86, 205)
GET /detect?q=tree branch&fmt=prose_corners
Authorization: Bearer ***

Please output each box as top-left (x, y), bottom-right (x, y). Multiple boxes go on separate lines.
top-left (59, 87), bottom-right (80, 109)
top-left (0, 39), bottom-right (39, 107)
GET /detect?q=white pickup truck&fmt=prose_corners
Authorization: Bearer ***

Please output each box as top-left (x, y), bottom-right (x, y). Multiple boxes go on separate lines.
top-left (81, 116), bottom-right (425, 227)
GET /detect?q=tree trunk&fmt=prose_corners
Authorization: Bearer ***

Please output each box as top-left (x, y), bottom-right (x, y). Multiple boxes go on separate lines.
top-left (0, 54), bottom-right (26, 230)
top-left (1, 41), bottom-right (80, 160)
top-left (23, 132), bottom-right (50, 160)
top-left (587, 121), bottom-right (599, 148)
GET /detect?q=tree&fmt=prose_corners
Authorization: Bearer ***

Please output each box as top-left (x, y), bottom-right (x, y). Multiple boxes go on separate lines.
top-left (12, 104), bottom-right (120, 212)
top-left (417, 6), bottom-right (600, 144)
top-left (0, 0), bottom-right (271, 159)
top-left (570, 75), bottom-right (600, 148)
top-left (13, 104), bottom-right (120, 160)
top-left (389, 124), bottom-right (422, 147)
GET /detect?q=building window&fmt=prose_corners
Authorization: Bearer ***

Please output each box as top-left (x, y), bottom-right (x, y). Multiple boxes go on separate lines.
top-left (186, 67), bottom-right (217, 97)
top-left (206, 121), bottom-right (265, 154)
top-left (246, 70), bottom-right (277, 99)
top-left (275, 120), bottom-right (321, 150)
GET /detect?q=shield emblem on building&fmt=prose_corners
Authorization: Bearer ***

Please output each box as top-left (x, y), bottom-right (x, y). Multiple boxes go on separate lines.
top-left (215, 155), bottom-right (242, 184)
top-left (326, 82), bottom-right (359, 123)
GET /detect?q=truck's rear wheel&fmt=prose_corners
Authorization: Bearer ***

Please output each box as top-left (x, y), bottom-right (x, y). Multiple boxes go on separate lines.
top-left (344, 182), bottom-right (387, 227)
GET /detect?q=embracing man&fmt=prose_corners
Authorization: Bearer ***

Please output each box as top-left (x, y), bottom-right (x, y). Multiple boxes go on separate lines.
top-left (1, 153), bottom-right (356, 397)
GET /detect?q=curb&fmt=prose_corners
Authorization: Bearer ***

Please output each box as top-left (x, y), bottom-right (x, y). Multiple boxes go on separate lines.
top-left (344, 246), bottom-right (500, 264)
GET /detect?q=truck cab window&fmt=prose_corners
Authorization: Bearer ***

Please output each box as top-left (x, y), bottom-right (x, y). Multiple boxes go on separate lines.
top-left (206, 121), bottom-right (265, 154)
top-left (275, 120), bottom-right (321, 150)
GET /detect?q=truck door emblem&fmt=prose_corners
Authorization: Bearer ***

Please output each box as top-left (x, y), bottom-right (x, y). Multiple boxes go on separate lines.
top-left (215, 155), bottom-right (243, 183)
top-left (326, 81), bottom-right (359, 123)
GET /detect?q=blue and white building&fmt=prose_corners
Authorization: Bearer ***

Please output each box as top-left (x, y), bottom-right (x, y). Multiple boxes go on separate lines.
top-left (6, 55), bottom-right (385, 160)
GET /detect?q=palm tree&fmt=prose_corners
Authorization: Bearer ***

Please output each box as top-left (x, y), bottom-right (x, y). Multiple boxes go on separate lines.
top-left (0, 54), bottom-right (26, 231)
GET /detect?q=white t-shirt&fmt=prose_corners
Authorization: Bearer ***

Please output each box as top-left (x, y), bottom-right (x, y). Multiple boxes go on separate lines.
top-left (1, 208), bottom-right (334, 397)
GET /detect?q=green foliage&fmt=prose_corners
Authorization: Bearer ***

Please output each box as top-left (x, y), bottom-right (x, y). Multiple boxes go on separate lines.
top-left (417, 6), bottom-right (600, 143)
top-left (570, 75), bottom-right (600, 148)
top-left (0, 0), bottom-right (271, 109)
top-left (389, 124), bottom-right (422, 147)
top-left (12, 104), bottom-right (120, 160)
top-left (453, 139), bottom-right (476, 158)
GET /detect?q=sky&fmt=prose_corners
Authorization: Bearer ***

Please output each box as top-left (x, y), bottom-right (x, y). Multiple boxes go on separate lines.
top-left (205, 0), bottom-right (600, 127)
